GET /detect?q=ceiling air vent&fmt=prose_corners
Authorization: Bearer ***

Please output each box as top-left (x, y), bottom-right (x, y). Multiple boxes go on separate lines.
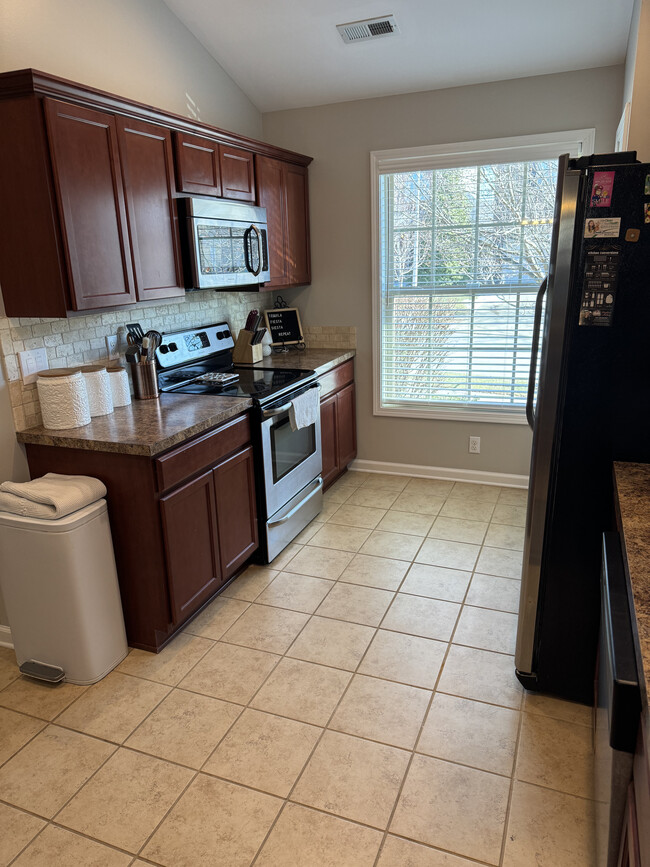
top-left (337, 15), bottom-right (399, 44)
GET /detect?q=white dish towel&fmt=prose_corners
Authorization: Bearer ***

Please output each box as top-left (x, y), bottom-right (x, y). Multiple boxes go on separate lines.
top-left (0, 473), bottom-right (107, 519)
top-left (289, 387), bottom-right (319, 431)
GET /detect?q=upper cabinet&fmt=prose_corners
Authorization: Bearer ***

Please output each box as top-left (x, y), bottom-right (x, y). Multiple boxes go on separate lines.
top-left (256, 156), bottom-right (311, 290)
top-left (174, 133), bottom-right (256, 202)
top-left (0, 69), bottom-right (312, 317)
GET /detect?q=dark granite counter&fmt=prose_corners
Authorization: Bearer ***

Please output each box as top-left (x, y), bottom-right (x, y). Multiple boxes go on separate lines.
top-left (613, 462), bottom-right (650, 710)
top-left (16, 350), bottom-right (355, 457)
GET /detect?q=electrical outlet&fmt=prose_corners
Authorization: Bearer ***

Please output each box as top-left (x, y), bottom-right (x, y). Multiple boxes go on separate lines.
top-left (105, 335), bottom-right (119, 357)
top-left (469, 435), bottom-right (481, 454)
top-left (18, 348), bottom-right (49, 384)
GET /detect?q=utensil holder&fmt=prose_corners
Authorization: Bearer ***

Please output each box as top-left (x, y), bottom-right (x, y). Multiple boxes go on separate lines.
top-left (232, 330), bottom-right (264, 364)
top-left (128, 360), bottom-right (159, 400)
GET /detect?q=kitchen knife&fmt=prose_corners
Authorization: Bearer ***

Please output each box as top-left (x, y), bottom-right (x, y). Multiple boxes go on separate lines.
top-left (245, 309), bottom-right (258, 331)
top-left (252, 328), bottom-right (266, 345)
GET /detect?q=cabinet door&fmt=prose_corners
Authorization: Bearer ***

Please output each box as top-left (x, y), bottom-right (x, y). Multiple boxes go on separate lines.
top-left (285, 163), bottom-right (311, 285)
top-left (337, 382), bottom-right (357, 470)
top-left (213, 446), bottom-right (258, 578)
top-left (173, 131), bottom-right (221, 196)
top-left (320, 393), bottom-right (340, 489)
top-left (219, 145), bottom-right (255, 202)
top-left (44, 98), bottom-right (136, 310)
top-left (256, 155), bottom-right (288, 288)
top-left (160, 470), bottom-right (221, 623)
top-left (117, 117), bottom-right (184, 301)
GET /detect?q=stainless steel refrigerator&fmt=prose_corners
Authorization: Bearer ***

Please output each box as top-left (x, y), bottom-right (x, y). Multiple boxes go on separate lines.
top-left (515, 151), bottom-right (650, 705)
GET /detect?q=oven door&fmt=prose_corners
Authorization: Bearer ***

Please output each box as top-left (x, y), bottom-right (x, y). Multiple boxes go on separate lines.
top-left (190, 217), bottom-right (270, 289)
top-left (260, 383), bottom-right (322, 519)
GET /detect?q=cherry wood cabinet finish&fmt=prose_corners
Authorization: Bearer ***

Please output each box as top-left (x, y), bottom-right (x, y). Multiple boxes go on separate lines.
top-left (336, 382), bottom-right (357, 469)
top-left (173, 131), bottom-right (222, 197)
top-left (116, 116), bottom-right (183, 301)
top-left (214, 446), bottom-right (258, 575)
top-left (256, 156), bottom-right (311, 290)
top-left (320, 393), bottom-right (340, 489)
top-left (155, 414), bottom-right (250, 492)
top-left (219, 145), bottom-right (256, 202)
top-left (44, 98), bottom-right (137, 310)
top-left (0, 95), bottom-right (70, 318)
top-left (0, 68), bottom-right (312, 317)
top-left (160, 469), bottom-right (222, 622)
top-left (23, 411), bottom-right (258, 652)
top-left (318, 361), bottom-right (357, 491)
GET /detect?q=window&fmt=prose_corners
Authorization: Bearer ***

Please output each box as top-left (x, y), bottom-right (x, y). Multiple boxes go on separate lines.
top-left (371, 130), bottom-right (595, 422)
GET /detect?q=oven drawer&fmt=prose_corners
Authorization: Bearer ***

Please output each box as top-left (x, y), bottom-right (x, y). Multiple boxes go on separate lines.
top-left (155, 413), bottom-right (251, 492)
top-left (318, 359), bottom-right (354, 400)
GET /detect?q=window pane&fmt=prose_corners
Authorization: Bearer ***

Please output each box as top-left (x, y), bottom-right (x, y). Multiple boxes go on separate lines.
top-left (379, 155), bottom-right (557, 412)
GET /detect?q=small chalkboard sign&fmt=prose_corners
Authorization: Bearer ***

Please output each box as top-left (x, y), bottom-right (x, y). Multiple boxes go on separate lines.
top-left (264, 308), bottom-right (304, 345)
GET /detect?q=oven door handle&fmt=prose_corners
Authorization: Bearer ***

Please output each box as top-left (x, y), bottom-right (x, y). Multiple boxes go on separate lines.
top-left (261, 383), bottom-right (321, 420)
top-left (268, 477), bottom-right (323, 527)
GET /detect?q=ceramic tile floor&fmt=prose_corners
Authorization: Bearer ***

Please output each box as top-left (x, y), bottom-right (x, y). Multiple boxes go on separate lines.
top-left (0, 471), bottom-right (596, 866)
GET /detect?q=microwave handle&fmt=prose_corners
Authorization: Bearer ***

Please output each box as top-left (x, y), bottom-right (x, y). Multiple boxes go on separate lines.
top-left (244, 224), bottom-right (263, 277)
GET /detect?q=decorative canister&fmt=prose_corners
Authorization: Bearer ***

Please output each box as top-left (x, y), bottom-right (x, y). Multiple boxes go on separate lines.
top-left (106, 366), bottom-right (131, 407)
top-left (80, 365), bottom-right (113, 416)
top-left (36, 369), bottom-right (91, 429)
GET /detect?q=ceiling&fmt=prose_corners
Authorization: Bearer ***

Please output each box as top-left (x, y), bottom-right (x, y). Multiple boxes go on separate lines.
top-left (162, 0), bottom-right (635, 113)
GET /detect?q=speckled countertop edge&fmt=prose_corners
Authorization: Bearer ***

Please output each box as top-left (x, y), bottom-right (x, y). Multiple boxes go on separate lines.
top-left (613, 461), bottom-right (650, 714)
top-left (16, 350), bottom-right (355, 457)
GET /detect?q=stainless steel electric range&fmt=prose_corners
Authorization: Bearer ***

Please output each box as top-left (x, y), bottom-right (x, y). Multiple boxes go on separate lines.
top-left (155, 322), bottom-right (323, 562)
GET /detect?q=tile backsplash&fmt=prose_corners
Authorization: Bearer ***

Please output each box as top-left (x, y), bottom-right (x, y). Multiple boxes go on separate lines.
top-left (0, 292), bottom-right (356, 431)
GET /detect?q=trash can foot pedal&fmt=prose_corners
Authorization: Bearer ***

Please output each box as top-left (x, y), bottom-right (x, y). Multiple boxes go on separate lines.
top-left (19, 660), bottom-right (65, 683)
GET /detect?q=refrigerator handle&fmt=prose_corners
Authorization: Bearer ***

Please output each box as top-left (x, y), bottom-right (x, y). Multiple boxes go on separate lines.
top-left (526, 277), bottom-right (548, 431)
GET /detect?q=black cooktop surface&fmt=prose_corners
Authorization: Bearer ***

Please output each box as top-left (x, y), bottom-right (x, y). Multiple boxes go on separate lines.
top-left (159, 363), bottom-right (315, 403)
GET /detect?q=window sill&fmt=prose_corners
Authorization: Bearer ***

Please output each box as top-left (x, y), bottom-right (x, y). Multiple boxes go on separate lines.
top-left (374, 404), bottom-right (530, 425)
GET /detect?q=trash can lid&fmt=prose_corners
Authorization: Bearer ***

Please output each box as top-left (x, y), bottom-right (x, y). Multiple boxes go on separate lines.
top-left (0, 498), bottom-right (107, 532)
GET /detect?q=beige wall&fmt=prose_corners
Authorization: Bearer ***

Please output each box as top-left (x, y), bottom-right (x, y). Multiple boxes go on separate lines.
top-left (624, 0), bottom-right (650, 159)
top-left (0, 0), bottom-right (262, 138)
top-left (0, 0), bottom-right (263, 631)
top-left (263, 65), bottom-right (625, 478)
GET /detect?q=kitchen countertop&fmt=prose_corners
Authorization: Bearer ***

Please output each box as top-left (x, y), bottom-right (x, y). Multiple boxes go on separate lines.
top-left (613, 461), bottom-right (650, 710)
top-left (16, 349), bottom-right (355, 457)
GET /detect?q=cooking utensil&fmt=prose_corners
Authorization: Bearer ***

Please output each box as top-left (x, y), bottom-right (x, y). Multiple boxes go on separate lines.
top-left (252, 328), bottom-right (266, 345)
top-left (140, 336), bottom-right (150, 360)
top-left (125, 345), bottom-right (140, 364)
top-left (144, 330), bottom-right (162, 354)
top-left (126, 323), bottom-right (144, 343)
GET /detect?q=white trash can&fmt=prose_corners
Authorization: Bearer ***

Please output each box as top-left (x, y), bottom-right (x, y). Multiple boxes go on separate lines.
top-left (0, 499), bottom-right (128, 684)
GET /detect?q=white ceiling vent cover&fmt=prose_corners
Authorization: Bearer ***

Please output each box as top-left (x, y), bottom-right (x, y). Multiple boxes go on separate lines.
top-left (337, 15), bottom-right (399, 44)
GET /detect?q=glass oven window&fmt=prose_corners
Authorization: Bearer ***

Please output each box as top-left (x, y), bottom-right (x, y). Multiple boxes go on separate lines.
top-left (271, 416), bottom-right (316, 483)
top-left (198, 224), bottom-right (247, 276)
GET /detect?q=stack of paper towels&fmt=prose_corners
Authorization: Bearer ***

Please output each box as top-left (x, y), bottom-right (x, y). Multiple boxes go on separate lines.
top-left (36, 365), bottom-right (131, 430)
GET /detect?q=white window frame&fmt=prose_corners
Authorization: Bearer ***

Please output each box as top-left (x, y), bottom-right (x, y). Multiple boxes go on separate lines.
top-left (370, 129), bottom-right (595, 423)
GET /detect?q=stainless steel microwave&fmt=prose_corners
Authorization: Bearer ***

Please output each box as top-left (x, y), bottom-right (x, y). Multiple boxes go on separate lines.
top-left (180, 197), bottom-right (270, 290)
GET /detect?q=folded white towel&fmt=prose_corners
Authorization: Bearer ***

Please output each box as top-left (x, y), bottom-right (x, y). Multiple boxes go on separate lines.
top-left (289, 387), bottom-right (319, 432)
top-left (0, 473), bottom-right (107, 519)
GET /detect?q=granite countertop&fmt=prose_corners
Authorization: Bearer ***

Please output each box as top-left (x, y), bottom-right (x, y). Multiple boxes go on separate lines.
top-left (16, 349), bottom-right (355, 457)
top-left (613, 462), bottom-right (650, 712)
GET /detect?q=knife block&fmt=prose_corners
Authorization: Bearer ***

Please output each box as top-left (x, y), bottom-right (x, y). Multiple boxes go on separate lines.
top-left (232, 330), bottom-right (264, 364)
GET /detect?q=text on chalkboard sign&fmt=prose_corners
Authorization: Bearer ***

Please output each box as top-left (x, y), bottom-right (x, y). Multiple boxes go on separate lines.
top-left (264, 308), bottom-right (304, 345)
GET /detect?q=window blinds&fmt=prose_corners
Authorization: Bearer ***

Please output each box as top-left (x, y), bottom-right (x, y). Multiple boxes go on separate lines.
top-left (378, 159), bottom-right (556, 415)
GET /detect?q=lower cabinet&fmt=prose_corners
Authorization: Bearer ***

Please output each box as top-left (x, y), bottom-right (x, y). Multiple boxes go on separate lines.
top-left (24, 412), bottom-right (258, 651)
top-left (318, 360), bottom-right (357, 490)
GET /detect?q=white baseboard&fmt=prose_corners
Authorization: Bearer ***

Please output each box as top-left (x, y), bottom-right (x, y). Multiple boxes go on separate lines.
top-left (0, 624), bottom-right (13, 649)
top-left (349, 458), bottom-right (528, 489)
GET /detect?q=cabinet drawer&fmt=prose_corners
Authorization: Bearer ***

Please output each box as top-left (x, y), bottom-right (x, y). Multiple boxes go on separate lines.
top-left (318, 359), bottom-right (354, 400)
top-left (155, 413), bottom-right (251, 492)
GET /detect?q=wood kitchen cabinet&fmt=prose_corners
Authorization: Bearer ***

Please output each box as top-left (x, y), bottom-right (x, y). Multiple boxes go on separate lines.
top-left (23, 412), bottom-right (258, 652)
top-left (174, 131), bottom-right (256, 202)
top-left (256, 155), bottom-right (311, 289)
top-left (318, 359), bottom-right (357, 490)
top-left (0, 69), bottom-right (312, 317)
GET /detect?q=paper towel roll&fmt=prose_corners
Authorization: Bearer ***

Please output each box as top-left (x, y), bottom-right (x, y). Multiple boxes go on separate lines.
top-left (81, 366), bottom-right (113, 416)
top-left (37, 371), bottom-right (91, 429)
top-left (107, 366), bottom-right (131, 407)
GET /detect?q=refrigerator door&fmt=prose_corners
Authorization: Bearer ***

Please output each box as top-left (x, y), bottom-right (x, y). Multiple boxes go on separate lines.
top-left (515, 155), bottom-right (582, 682)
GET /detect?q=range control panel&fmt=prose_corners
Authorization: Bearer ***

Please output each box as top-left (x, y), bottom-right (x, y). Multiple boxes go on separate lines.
top-left (155, 322), bottom-right (235, 368)
top-left (578, 250), bottom-right (620, 327)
